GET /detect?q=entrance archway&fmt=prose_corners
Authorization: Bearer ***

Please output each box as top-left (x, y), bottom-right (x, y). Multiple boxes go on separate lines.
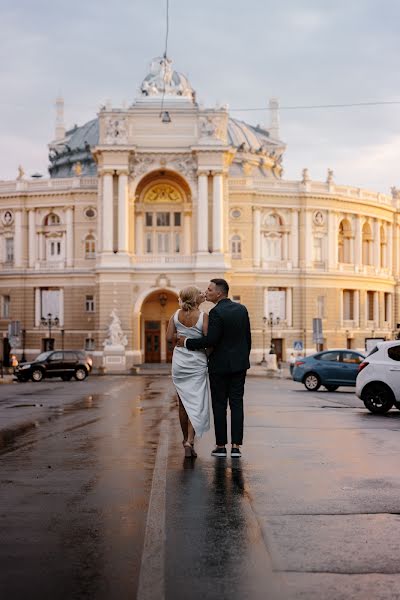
top-left (141, 289), bottom-right (179, 363)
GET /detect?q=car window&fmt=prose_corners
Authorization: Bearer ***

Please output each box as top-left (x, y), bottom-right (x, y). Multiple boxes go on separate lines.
top-left (49, 352), bottom-right (63, 361)
top-left (367, 346), bottom-right (379, 357)
top-left (341, 352), bottom-right (363, 364)
top-left (388, 345), bottom-right (400, 362)
top-left (65, 352), bottom-right (77, 360)
top-left (35, 351), bottom-right (52, 362)
top-left (317, 352), bottom-right (340, 362)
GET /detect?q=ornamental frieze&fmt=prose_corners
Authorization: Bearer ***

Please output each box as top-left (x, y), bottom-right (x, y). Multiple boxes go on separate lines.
top-left (143, 183), bottom-right (183, 204)
top-left (129, 153), bottom-right (197, 180)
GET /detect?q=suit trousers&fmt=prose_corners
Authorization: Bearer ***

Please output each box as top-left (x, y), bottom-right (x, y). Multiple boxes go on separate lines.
top-left (209, 370), bottom-right (246, 446)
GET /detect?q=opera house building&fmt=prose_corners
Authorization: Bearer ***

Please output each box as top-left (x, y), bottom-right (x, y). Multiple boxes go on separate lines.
top-left (0, 57), bottom-right (398, 367)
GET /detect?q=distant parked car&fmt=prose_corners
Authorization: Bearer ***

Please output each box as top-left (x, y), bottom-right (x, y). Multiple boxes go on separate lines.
top-left (356, 340), bottom-right (400, 414)
top-left (14, 350), bottom-right (93, 382)
top-left (292, 349), bottom-right (365, 391)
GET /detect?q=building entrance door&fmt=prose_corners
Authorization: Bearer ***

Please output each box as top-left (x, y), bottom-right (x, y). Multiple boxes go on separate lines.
top-left (145, 321), bottom-right (161, 363)
top-left (272, 338), bottom-right (283, 363)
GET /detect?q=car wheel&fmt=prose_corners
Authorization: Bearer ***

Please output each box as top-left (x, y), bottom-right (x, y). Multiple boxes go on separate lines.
top-left (31, 369), bottom-right (44, 382)
top-left (61, 374), bottom-right (72, 381)
top-left (304, 373), bottom-right (321, 391)
top-left (325, 385), bottom-right (339, 392)
top-left (362, 384), bottom-right (394, 414)
top-left (74, 367), bottom-right (87, 381)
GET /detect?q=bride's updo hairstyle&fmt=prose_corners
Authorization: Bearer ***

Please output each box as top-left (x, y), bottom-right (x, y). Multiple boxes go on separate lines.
top-left (179, 286), bottom-right (201, 311)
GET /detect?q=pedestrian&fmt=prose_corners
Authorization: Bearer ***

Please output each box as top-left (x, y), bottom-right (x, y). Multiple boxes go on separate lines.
top-left (289, 352), bottom-right (296, 377)
top-left (177, 278), bottom-right (251, 458)
top-left (166, 286), bottom-right (210, 458)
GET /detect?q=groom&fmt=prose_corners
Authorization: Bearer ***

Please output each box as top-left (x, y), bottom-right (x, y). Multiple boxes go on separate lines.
top-left (177, 278), bottom-right (251, 458)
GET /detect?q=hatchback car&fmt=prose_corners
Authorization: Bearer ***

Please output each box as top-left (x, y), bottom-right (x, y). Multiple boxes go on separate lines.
top-left (292, 349), bottom-right (365, 391)
top-left (356, 340), bottom-right (400, 414)
top-left (15, 350), bottom-right (93, 382)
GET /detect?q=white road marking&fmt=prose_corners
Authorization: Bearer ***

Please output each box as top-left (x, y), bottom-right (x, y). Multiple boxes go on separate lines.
top-left (137, 419), bottom-right (169, 600)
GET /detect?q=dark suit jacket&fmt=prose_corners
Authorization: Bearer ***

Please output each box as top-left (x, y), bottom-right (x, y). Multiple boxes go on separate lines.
top-left (186, 298), bottom-right (251, 374)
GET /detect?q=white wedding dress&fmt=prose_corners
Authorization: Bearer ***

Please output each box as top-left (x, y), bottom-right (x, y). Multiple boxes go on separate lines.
top-left (171, 310), bottom-right (210, 437)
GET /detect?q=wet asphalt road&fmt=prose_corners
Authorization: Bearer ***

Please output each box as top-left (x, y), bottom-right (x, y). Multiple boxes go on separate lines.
top-left (2, 376), bottom-right (400, 599)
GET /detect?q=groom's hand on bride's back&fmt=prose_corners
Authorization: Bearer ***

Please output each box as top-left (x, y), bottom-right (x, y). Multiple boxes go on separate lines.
top-left (176, 336), bottom-right (187, 347)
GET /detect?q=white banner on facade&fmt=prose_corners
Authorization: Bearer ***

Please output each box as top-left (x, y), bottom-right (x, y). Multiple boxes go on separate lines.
top-left (41, 290), bottom-right (60, 319)
top-left (266, 290), bottom-right (286, 320)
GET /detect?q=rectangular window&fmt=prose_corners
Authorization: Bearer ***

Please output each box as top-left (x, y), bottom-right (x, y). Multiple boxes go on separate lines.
top-left (384, 293), bottom-right (391, 322)
top-left (2, 295), bottom-right (10, 319)
top-left (174, 212), bottom-right (181, 226)
top-left (174, 233), bottom-right (180, 253)
top-left (41, 289), bottom-right (61, 320)
top-left (156, 212), bottom-right (170, 227)
top-left (317, 295), bottom-right (326, 319)
top-left (367, 291), bottom-right (374, 321)
top-left (5, 238), bottom-right (14, 263)
top-left (313, 237), bottom-right (323, 262)
top-left (343, 290), bottom-right (354, 320)
top-left (157, 233), bottom-right (169, 253)
top-left (85, 338), bottom-right (95, 351)
top-left (145, 212), bottom-right (153, 227)
top-left (146, 233), bottom-right (153, 253)
top-left (85, 295), bottom-right (95, 313)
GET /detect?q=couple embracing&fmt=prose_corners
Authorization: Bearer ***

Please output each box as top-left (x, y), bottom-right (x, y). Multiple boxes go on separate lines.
top-left (166, 279), bottom-right (252, 459)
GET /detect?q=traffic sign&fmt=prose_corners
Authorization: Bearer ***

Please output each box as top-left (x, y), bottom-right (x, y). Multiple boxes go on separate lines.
top-left (293, 340), bottom-right (303, 351)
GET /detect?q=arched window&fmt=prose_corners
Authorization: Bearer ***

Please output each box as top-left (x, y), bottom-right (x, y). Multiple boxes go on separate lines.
top-left (44, 213), bottom-right (60, 226)
top-left (380, 225), bottom-right (386, 268)
top-left (231, 235), bottom-right (242, 258)
top-left (362, 222), bottom-right (373, 265)
top-left (262, 212), bottom-right (286, 263)
top-left (85, 234), bottom-right (96, 259)
top-left (338, 219), bottom-right (352, 263)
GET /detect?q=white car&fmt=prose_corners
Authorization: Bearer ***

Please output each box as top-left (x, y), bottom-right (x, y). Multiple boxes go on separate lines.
top-left (356, 340), bottom-right (400, 414)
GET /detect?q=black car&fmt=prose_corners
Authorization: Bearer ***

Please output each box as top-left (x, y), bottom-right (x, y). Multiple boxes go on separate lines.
top-left (15, 350), bottom-right (93, 382)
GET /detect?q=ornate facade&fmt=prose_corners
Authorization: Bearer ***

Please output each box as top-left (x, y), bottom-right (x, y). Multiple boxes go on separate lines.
top-left (0, 57), bottom-right (399, 366)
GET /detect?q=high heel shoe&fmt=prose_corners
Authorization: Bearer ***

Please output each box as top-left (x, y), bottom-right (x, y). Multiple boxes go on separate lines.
top-left (183, 442), bottom-right (193, 458)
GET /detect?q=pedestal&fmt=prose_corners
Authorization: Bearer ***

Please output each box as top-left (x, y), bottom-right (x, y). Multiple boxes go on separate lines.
top-left (102, 345), bottom-right (127, 372)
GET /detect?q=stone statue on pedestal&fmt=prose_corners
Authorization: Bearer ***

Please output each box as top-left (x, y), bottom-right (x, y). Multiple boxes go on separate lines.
top-left (103, 309), bottom-right (128, 348)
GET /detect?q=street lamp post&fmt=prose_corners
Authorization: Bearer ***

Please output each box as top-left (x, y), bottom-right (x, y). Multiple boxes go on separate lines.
top-left (61, 329), bottom-right (65, 351)
top-left (268, 312), bottom-right (280, 354)
top-left (40, 313), bottom-right (59, 351)
top-left (260, 316), bottom-right (267, 364)
top-left (21, 329), bottom-right (26, 363)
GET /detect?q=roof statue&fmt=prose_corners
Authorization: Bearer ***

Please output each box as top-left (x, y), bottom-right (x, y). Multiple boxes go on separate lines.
top-left (140, 57), bottom-right (195, 100)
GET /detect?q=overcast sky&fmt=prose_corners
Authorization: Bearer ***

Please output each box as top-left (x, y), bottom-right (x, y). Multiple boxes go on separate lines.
top-left (1, 0), bottom-right (400, 192)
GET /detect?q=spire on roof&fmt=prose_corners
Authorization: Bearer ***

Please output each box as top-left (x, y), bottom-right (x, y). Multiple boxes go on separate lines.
top-left (269, 97), bottom-right (280, 139)
top-left (55, 96), bottom-right (65, 141)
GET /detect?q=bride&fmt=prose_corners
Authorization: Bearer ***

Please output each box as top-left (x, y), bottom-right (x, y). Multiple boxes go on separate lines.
top-left (166, 286), bottom-right (210, 458)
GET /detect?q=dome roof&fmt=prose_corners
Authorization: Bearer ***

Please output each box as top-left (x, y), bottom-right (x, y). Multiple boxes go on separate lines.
top-left (48, 116), bottom-right (284, 178)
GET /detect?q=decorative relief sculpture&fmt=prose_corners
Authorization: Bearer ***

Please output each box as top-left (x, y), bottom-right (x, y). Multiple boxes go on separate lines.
top-left (171, 155), bottom-right (197, 178)
top-left (16, 165), bottom-right (25, 180)
top-left (129, 156), bottom-right (155, 178)
top-left (2, 210), bottom-right (13, 226)
top-left (313, 211), bottom-right (324, 226)
top-left (144, 184), bottom-right (183, 204)
top-left (103, 309), bottom-right (128, 348)
top-left (73, 162), bottom-right (82, 176)
top-left (199, 116), bottom-right (226, 142)
top-left (104, 116), bottom-right (128, 144)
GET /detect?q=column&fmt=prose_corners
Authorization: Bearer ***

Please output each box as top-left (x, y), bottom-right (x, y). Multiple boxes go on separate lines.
top-left (102, 171), bottom-right (114, 253)
top-left (253, 208), bottom-right (261, 267)
top-left (135, 213), bottom-right (143, 255)
top-left (66, 207), bottom-right (74, 267)
top-left (212, 171), bottom-right (224, 253)
top-left (305, 210), bottom-right (313, 267)
top-left (339, 290), bottom-right (343, 326)
top-left (354, 216), bottom-right (362, 268)
top-left (38, 232), bottom-right (45, 261)
top-left (387, 224), bottom-right (393, 272)
top-left (14, 209), bottom-right (23, 267)
top-left (354, 290), bottom-right (360, 327)
top-left (118, 171), bottom-right (129, 253)
top-left (373, 219), bottom-right (380, 269)
top-left (183, 211), bottom-right (191, 255)
top-left (291, 209), bottom-right (299, 268)
top-left (327, 211), bottom-right (337, 269)
top-left (28, 209), bottom-right (36, 268)
top-left (387, 293), bottom-right (393, 326)
top-left (197, 171), bottom-right (208, 253)
top-left (374, 291), bottom-right (379, 326)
